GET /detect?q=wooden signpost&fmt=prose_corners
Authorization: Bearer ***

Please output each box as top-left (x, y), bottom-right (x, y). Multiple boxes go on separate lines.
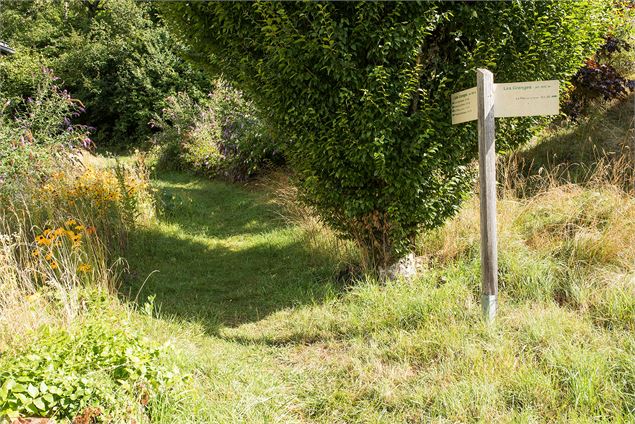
top-left (452, 69), bottom-right (559, 322)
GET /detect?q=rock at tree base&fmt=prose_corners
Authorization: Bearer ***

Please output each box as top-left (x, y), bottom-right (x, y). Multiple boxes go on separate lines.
top-left (379, 252), bottom-right (417, 282)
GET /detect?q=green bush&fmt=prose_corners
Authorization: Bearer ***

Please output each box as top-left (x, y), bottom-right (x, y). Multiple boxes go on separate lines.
top-left (150, 81), bottom-right (281, 181)
top-left (0, 0), bottom-right (211, 147)
top-left (0, 309), bottom-right (182, 422)
top-left (0, 68), bottom-right (89, 194)
top-left (161, 1), bottom-right (614, 271)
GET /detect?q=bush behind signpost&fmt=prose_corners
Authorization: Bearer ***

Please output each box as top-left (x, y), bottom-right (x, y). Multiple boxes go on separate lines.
top-left (160, 1), bottom-right (616, 273)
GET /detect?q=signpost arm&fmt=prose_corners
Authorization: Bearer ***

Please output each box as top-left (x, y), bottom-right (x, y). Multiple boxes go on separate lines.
top-left (477, 68), bottom-right (498, 322)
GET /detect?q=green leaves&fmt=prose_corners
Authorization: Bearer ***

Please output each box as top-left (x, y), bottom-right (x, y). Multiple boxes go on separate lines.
top-left (0, 319), bottom-right (181, 421)
top-left (160, 1), bottom-right (613, 269)
top-left (0, 0), bottom-right (212, 147)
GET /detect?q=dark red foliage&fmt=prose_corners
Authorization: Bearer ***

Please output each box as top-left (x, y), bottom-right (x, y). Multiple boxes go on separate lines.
top-left (564, 36), bottom-right (634, 119)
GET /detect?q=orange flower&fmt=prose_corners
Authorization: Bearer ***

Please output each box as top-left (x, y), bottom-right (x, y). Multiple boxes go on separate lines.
top-left (77, 263), bottom-right (92, 273)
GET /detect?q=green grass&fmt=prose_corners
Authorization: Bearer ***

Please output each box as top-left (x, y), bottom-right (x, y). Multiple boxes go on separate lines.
top-left (508, 94), bottom-right (634, 192)
top-left (120, 176), bottom-right (633, 422)
top-left (124, 172), bottom-right (340, 331)
top-left (113, 97), bottom-right (635, 423)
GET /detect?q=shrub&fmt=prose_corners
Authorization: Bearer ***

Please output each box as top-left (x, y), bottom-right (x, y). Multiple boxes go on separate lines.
top-left (0, 0), bottom-right (211, 147)
top-left (0, 315), bottom-right (182, 422)
top-left (0, 68), bottom-right (91, 193)
top-left (150, 82), bottom-right (281, 181)
top-left (565, 37), bottom-right (635, 118)
top-left (0, 148), bottom-right (167, 422)
top-left (160, 1), bottom-right (615, 271)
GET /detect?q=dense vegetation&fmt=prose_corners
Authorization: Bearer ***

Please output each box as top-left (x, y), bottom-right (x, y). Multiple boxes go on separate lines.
top-left (160, 1), bottom-right (615, 271)
top-left (147, 81), bottom-right (282, 182)
top-left (0, 1), bottom-right (633, 422)
top-left (0, 0), bottom-right (211, 147)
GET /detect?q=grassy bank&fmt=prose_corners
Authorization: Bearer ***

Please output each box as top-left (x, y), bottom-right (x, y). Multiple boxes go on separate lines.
top-left (117, 100), bottom-right (633, 423)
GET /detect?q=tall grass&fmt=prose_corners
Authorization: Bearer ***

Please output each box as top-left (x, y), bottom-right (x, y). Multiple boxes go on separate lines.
top-left (263, 170), bottom-right (361, 275)
top-left (0, 158), bottom-right (187, 422)
top-left (0, 159), bottom-right (153, 350)
top-left (0, 207), bottom-right (115, 348)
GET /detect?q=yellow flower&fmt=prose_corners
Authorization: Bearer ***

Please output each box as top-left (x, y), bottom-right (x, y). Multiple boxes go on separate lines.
top-left (45, 252), bottom-right (53, 261)
top-left (75, 225), bottom-right (84, 231)
top-left (65, 219), bottom-right (77, 227)
top-left (54, 228), bottom-right (65, 237)
top-left (50, 261), bottom-right (58, 270)
top-left (31, 249), bottom-right (39, 258)
top-left (36, 235), bottom-right (51, 246)
top-left (77, 263), bottom-right (92, 273)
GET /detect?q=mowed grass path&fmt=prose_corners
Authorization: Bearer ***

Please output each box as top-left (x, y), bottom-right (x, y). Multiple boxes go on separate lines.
top-left (122, 171), bottom-right (634, 423)
top-left (125, 172), bottom-right (337, 332)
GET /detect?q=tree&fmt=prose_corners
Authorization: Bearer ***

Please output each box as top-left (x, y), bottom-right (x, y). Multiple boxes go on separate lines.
top-left (160, 1), bottom-right (613, 273)
top-left (0, 0), bottom-right (211, 147)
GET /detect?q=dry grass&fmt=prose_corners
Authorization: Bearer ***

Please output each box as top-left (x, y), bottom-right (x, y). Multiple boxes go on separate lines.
top-left (0, 158), bottom-right (153, 350)
top-left (0, 204), bottom-right (118, 349)
top-left (262, 170), bottom-right (360, 273)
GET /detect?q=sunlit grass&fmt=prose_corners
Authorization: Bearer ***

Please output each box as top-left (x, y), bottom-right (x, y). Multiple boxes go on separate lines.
top-left (126, 97), bottom-right (634, 423)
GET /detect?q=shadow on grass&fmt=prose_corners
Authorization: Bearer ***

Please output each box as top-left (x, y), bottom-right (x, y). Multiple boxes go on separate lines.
top-left (121, 172), bottom-right (340, 334)
top-left (513, 94), bottom-right (634, 182)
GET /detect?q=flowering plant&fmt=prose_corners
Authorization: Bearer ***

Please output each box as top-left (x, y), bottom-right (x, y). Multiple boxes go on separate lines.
top-left (0, 68), bottom-right (92, 194)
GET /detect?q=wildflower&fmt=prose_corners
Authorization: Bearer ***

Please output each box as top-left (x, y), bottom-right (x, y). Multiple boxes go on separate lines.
top-left (45, 252), bottom-right (53, 261)
top-left (85, 226), bottom-right (96, 235)
top-left (65, 219), bottom-right (77, 227)
top-left (50, 261), bottom-right (58, 270)
top-left (31, 249), bottom-right (39, 258)
top-left (36, 235), bottom-right (51, 246)
top-left (75, 225), bottom-right (84, 231)
top-left (77, 263), bottom-right (92, 273)
top-left (54, 228), bottom-right (65, 237)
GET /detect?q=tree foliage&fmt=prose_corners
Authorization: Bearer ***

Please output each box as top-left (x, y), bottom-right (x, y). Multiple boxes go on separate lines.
top-left (163, 2), bottom-right (613, 267)
top-left (0, 0), bottom-right (211, 147)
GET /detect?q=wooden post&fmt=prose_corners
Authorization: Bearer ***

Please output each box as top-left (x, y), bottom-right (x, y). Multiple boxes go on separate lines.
top-left (477, 68), bottom-right (498, 322)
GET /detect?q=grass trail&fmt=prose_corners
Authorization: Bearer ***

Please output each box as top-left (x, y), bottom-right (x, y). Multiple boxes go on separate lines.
top-left (125, 172), bottom-right (337, 332)
top-left (123, 157), bottom-right (634, 422)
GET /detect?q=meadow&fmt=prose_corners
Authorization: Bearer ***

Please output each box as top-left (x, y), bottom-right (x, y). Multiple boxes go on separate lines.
top-left (1, 89), bottom-right (633, 422)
